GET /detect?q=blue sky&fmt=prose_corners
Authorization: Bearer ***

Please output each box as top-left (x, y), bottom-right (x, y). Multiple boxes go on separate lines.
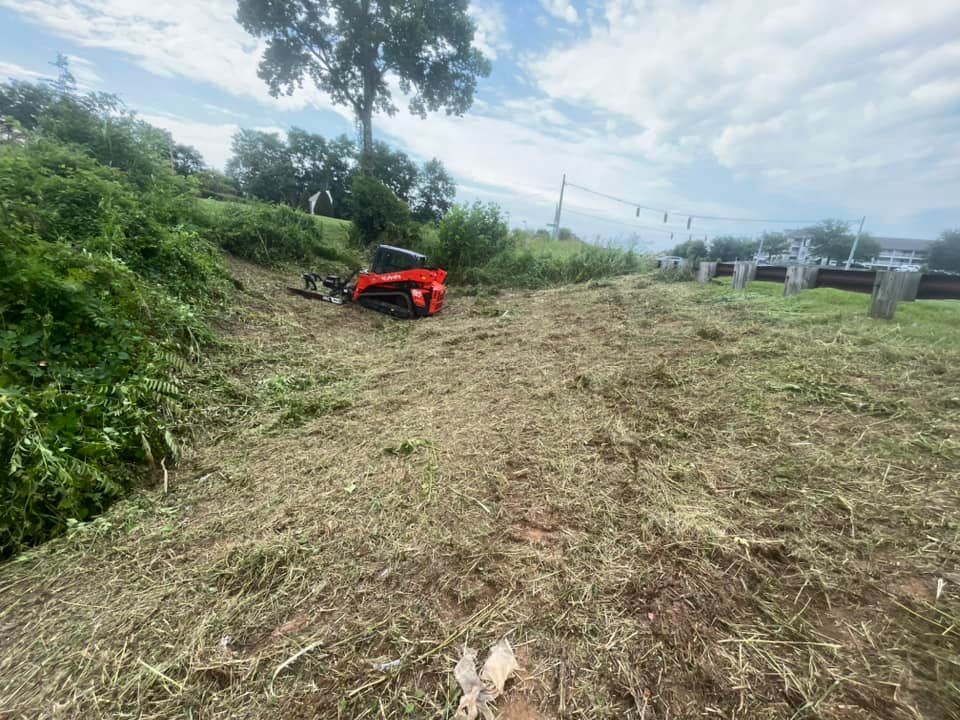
top-left (2, 0), bottom-right (959, 250)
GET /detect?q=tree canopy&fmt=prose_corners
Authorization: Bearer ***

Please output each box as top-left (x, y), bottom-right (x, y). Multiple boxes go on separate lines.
top-left (806, 219), bottom-right (880, 264)
top-left (707, 236), bottom-right (757, 261)
top-left (669, 238), bottom-right (708, 260)
top-left (226, 129), bottom-right (298, 206)
top-left (369, 140), bottom-right (419, 202)
top-left (0, 73), bottom-right (206, 184)
top-left (225, 127), bottom-right (456, 220)
top-left (928, 230), bottom-right (960, 272)
top-left (236, 0), bottom-right (490, 170)
top-left (412, 157), bottom-right (456, 222)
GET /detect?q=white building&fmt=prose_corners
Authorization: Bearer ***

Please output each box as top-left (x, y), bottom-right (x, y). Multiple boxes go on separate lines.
top-left (868, 237), bottom-right (932, 270)
top-left (773, 232), bottom-right (932, 269)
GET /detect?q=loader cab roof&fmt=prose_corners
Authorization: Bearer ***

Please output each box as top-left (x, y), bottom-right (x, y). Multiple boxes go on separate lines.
top-left (371, 244), bottom-right (427, 274)
top-left (377, 245), bottom-right (426, 261)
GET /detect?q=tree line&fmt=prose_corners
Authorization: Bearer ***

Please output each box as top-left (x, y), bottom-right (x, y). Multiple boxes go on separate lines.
top-left (219, 128), bottom-right (456, 223)
top-left (670, 219), bottom-right (960, 272)
top-left (1, 63), bottom-right (461, 226)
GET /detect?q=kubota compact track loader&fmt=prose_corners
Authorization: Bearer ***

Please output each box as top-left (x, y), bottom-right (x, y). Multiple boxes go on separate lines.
top-left (288, 244), bottom-right (448, 319)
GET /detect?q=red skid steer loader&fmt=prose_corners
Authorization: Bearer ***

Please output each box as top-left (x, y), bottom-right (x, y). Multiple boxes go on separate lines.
top-left (288, 244), bottom-right (448, 319)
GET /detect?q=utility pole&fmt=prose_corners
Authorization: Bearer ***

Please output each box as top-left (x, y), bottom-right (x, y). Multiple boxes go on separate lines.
top-left (552, 173), bottom-right (566, 240)
top-left (755, 229), bottom-right (766, 262)
top-left (844, 216), bottom-right (866, 270)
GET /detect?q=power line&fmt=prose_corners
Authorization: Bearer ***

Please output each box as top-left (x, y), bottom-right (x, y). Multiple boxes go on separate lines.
top-left (563, 207), bottom-right (691, 237)
top-left (564, 180), bottom-right (854, 226)
top-left (564, 204), bottom-right (769, 240)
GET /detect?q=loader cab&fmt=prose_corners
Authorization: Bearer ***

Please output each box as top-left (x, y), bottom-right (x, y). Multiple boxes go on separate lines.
top-left (370, 245), bottom-right (427, 275)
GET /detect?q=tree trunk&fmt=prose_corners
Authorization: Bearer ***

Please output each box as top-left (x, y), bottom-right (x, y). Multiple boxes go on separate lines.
top-left (359, 106), bottom-right (374, 174)
top-left (358, 0), bottom-right (375, 175)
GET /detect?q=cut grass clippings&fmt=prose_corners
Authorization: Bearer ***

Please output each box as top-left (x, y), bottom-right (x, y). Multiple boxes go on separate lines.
top-left (0, 268), bottom-right (958, 719)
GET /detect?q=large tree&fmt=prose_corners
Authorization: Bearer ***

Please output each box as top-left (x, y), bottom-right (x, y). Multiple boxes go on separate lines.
top-left (670, 239), bottom-right (708, 260)
top-left (226, 129), bottom-right (298, 205)
top-left (171, 143), bottom-right (205, 176)
top-left (369, 140), bottom-right (419, 201)
top-left (412, 158), bottom-right (455, 222)
top-left (708, 235), bottom-right (758, 261)
top-left (287, 128), bottom-right (355, 213)
top-left (807, 219), bottom-right (880, 265)
top-left (928, 229), bottom-right (960, 272)
top-left (236, 0), bottom-right (490, 171)
top-left (758, 231), bottom-right (789, 257)
top-left (225, 126), bottom-right (456, 219)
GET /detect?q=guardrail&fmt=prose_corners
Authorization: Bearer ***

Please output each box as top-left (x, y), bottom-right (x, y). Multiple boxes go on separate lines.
top-left (714, 263), bottom-right (960, 300)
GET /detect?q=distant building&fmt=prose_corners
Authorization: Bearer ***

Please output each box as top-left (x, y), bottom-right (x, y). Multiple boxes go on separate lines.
top-left (769, 231), bottom-right (933, 269)
top-left (868, 237), bottom-right (932, 270)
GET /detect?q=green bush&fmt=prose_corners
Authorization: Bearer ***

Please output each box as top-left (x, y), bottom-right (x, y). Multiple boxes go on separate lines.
top-left (0, 230), bottom-right (205, 555)
top-left (434, 202), bottom-right (510, 278)
top-left (0, 80), bottom-right (188, 193)
top-left (347, 174), bottom-right (414, 246)
top-left (1, 138), bottom-right (230, 303)
top-left (0, 124), bottom-right (225, 555)
top-left (197, 200), bottom-right (360, 268)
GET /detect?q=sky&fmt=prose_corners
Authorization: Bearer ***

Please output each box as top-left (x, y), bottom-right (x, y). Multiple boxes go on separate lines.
top-left (1, 0), bottom-right (959, 250)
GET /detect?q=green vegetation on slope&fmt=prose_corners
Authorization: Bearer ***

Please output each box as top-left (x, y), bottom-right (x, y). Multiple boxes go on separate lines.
top-left (194, 198), bottom-right (358, 268)
top-left (0, 78), bottom-right (348, 555)
top-left (0, 133), bottom-right (228, 555)
top-left (412, 202), bottom-right (649, 288)
top-left (0, 73), bottom-right (646, 557)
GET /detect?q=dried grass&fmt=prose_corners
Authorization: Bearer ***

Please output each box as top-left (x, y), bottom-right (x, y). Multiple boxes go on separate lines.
top-left (1, 266), bottom-right (958, 719)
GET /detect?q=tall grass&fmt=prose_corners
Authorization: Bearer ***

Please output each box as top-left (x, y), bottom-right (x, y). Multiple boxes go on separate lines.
top-left (194, 199), bottom-right (359, 269)
top-left (410, 204), bottom-right (652, 289)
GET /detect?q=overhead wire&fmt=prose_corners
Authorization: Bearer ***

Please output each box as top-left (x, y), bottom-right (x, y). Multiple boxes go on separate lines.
top-left (562, 207), bottom-right (687, 236)
top-left (564, 180), bottom-right (856, 226)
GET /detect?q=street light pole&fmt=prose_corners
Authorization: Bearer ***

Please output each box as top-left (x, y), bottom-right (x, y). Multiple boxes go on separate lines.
top-left (552, 173), bottom-right (566, 240)
top-left (845, 216), bottom-right (866, 270)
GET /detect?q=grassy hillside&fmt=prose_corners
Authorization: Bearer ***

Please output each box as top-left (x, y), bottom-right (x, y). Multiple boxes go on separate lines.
top-left (1, 267), bottom-right (956, 719)
top-left (194, 198), bottom-right (358, 269)
top-left (197, 197), bottom-right (353, 246)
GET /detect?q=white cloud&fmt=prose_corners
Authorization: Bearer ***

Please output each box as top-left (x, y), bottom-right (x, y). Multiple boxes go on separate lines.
top-left (0, 60), bottom-right (50, 82)
top-left (0, 55), bottom-right (100, 89)
top-left (66, 54), bottom-right (102, 87)
top-left (529, 0), bottom-right (960, 224)
top-left (468, 1), bottom-right (510, 59)
top-left (139, 112), bottom-right (239, 169)
top-left (5, 0), bottom-right (960, 238)
top-left (540, 0), bottom-right (578, 24)
top-left (203, 103), bottom-right (247, 118)
top-left (0, 0), bottom-right (345, 116)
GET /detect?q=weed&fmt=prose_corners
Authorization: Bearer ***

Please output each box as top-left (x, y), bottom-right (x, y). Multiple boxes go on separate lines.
top-left (383, 438), bottom-right (433, 456)
top-left (656, 265), bottom-right (695, 282)
top-left (695, 326), bottom-right (724, 341)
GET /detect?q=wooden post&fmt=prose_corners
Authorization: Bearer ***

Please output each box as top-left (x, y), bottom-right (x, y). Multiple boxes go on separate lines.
top-left (784, 265), bottom-right (804, 297)
top-left (869, 271), bottom-right (912, 319)
top-left (898, 272), bottom-right (921, 302)
top-left (732, 261), bottom-right (757, 290)
top-left (784, 265), bottom-right (819, 297)
top-left (697, 261), bottom-right (717, 283)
